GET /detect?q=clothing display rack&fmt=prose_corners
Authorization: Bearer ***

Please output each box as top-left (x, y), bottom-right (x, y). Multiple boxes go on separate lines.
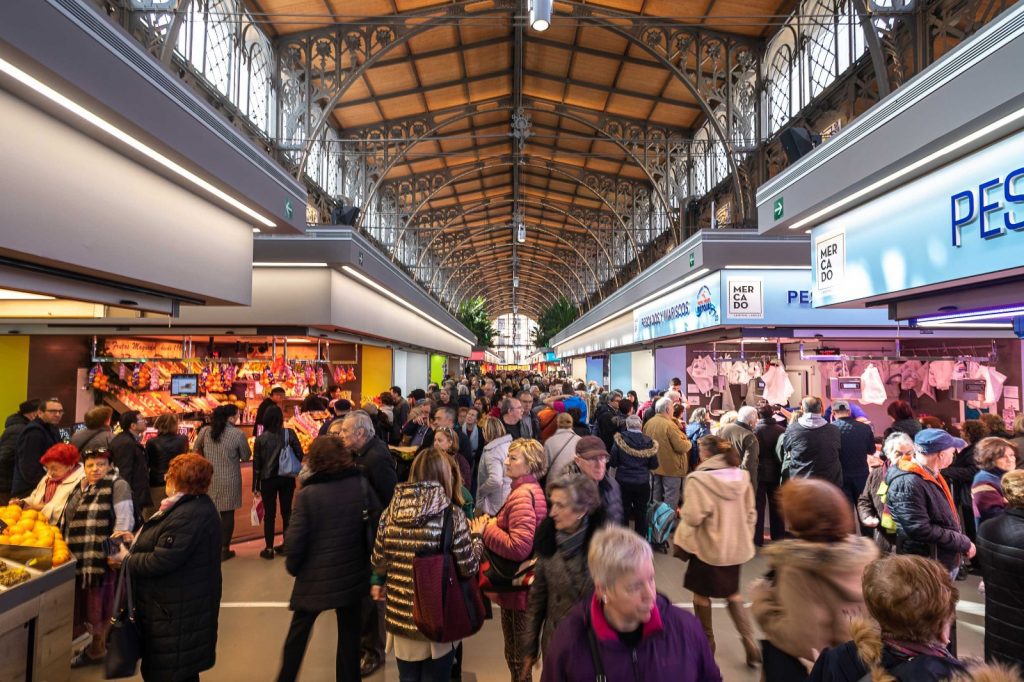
top-left (797, 340), bottom-right (998, 364)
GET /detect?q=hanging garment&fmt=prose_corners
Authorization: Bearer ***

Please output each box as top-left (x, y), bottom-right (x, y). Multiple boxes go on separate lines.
top-left (750, 361), bottom-right (764, 379)
top-left (730, 361), bottom-right (752, 385)
top-left (976, 365), bottom-right (1008, 408)
top-left (928, 361), bottom-right (955, 391)
top-left (859, 363), bottom-right (887, 405)
top-left (687, 355), bottom-right (716, 394)
top-left (902, 361), bottom-right (934, 400)
top-left (761, 363), bottom-right (795, 406)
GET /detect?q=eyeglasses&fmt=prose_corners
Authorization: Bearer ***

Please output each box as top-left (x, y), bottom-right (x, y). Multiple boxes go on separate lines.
top-left (580, 455), bottom-right (609, 464)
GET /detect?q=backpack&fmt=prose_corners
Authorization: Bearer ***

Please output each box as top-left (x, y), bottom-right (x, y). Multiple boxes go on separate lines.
top-left (646, 501), bottom-right (677, 552)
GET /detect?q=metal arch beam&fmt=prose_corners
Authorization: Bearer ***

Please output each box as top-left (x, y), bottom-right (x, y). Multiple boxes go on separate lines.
top-left (280, 0), bottom-right (758, 218)
top-left (463, 285), bottom-right (552, 314)
top-left (451, 264), bottom-right (582, 312)
top-left (389, 158), bottom-right (646, 256)
top-left (353, 96), bottom-right (682, 221)
top-left (158, 0), bottom-right (193, 65)
top-left (443, 244), bottom-right (587, 305)
top-left (415, 195), bottom-right (616, 274)
top-left (420, 220), bottom-right (602, 292)
top-left (850, 0), bottom-right (892, 99)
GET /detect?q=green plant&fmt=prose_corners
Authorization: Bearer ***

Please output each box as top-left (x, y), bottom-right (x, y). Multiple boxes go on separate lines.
top-left (456, 296), bottom-right (498, 347)
top-left (533, 296), bottom-right (578, 348)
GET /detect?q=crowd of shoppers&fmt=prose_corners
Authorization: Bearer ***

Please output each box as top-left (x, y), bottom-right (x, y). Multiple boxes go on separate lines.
top-left (3, 371), bottom-right (1024, 682)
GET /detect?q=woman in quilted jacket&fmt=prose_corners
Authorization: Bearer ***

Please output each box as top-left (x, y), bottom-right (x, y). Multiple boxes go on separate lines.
top-left (470, 438), bottom-right (548, 682)
top-left (370, 448), bottom-right (482, 681)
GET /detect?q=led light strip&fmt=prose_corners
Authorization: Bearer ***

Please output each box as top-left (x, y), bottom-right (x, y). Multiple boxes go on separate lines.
top-left (916, 304), bottom-right (1024, 324)
top-left (554, 268), bottom-right (712, 347)
top-left (722, 265), bottom-right (812, 270)
top-left (0, 56), bottom-right (278, 228)
top-left (916, 321), bottom-right (1013, 329)
top-left (789, 106), bottom-right (1024, 232)
top-left (253, 262), bottom-right (328, 267)
top-left (341, 266), bottom-right (475, 346)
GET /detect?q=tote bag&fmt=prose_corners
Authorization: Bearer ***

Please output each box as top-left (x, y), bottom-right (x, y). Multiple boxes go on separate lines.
top-left (412, 507), bottom-right (486, 642)
top-left (277, 430), bottom-right (302, 477)
top-left (105, 561), bottom-right (141, 679)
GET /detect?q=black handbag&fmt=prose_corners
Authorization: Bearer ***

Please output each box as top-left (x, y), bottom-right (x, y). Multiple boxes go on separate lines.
top-left (105, 560), bottom-right (141, 679)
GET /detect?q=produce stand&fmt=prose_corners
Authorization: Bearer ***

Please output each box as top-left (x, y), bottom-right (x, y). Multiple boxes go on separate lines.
top-left (0, 552), bottom-right (75, 682)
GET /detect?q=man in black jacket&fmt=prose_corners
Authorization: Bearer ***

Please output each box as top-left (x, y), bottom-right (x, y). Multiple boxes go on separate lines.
top-left (0, 399), bottom-right (38, 503)
top-left (11, 397), bottom-right (62, 497)
top-left (594, 392), bottom-right (622, 450)
top-left (338, 410), bottom-right (397, 676)
top-left (781, 395), bottom-right (843, 487)
top-left (976, 469), bottom-right (1024, 669)
top-left (753, 405), bottom-right (786, 545)
top-left (109, 410), bottom-right (152, 520)
top-left (832, 400), bottom-right (876, 506)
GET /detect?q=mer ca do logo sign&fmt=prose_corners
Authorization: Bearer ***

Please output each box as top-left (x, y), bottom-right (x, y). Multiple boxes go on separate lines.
top-left (815, 231), bottom-right (845, 292)
top-left (728, 279), bottom-right (764, 319)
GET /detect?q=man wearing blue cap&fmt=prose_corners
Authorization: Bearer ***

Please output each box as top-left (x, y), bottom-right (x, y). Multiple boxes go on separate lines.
top-left (885, 428), bottom-right (975, 577)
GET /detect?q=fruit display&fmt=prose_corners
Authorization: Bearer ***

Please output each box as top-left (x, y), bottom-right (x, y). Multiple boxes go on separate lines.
top-left (0, 565), bottom-right (30, 587)
top-left (88, 364), bottom-right (111, 391)
top-left (0, 506), bottom-right (72, 566)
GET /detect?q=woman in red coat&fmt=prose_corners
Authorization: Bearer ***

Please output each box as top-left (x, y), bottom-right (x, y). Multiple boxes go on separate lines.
top-left (470, 439), bottom-right (547, 682)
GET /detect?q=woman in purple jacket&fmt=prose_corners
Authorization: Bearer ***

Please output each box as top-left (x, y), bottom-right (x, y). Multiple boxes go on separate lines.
top-left (540, 525), bottom-right (721, 682)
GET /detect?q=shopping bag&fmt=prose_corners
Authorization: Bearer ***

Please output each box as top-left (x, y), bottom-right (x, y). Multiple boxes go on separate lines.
top-left (250, 493), bottom-right (265, 527)
top-left (278, 430), bottom-right (302, 477)
top-left (105, 563), bottom-right (141, 679)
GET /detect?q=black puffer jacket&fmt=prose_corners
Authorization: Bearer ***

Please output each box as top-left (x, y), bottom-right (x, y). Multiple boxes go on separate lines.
top-left (0, 413), bottom-right (30, 496)
top-left (885, 458), bottom-right (971, 572)
top-left (12, 418), bottom-right (59, 496)
top-left (109, 432), bottom-right (152, 513)
top-left (782, 415), bottom-right (843, 488)
top-left (252, 428), bottom-right (304, 485)
top-left (285, 468), bottom-right (382, 612)
top-left (977, 508), bottom-right (1024, 669)
top-left (609, 431), bottom-right (659, 485)
top-left (126, 494), bottom-right (221, 682)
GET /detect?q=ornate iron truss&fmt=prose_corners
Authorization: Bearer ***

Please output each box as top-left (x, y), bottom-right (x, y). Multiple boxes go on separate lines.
top-left (95, 0), bottom-right (1014, 320)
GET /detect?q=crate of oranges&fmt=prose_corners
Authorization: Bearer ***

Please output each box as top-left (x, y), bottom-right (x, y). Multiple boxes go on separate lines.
top-left (0, 505), bottom-right (72, 567)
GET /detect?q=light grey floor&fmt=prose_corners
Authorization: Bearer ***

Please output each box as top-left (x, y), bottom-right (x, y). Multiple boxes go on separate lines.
top-left (71, 535), bottom-right (985, 681)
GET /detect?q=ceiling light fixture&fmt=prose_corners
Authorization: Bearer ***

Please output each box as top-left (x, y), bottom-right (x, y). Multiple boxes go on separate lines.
top-left (252, 262), bottom-right (329, 267)
top-left (529, 0), bottom-right (552, 31)
top-left (0, 56), bottom-right (278, 228)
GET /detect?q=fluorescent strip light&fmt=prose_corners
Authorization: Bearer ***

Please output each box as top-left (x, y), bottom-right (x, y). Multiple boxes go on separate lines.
top-left (253, 262), bottom-right (328, 267)
top-left (555, 268), bottom-right (711, 347)
top-left (722, 265), bottom-right (812, 270)
top-left (916, 322), bottom-right (1013, 329)
top-left (790, 106), bottom-right (1024, 231)
top-left (0, 56), bottom-right (278, 229)
top-left (917, 305), bottom-right (1024, 324)
top-left (341, 266), bottom-right (475, 346)
top-left (0, 288), bottom-right (56, 301)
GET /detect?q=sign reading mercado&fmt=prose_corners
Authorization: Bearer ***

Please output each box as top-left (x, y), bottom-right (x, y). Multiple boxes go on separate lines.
top-left (811, 126), bottom-right (1024, 307)
top-left (634, 275), bottom-right (721, 341)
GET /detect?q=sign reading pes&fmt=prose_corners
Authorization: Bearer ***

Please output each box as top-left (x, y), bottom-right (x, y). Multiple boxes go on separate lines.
top-left (633, 275), bottom-right (721, 342)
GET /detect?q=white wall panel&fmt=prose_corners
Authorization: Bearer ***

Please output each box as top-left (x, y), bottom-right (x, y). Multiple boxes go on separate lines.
top-left (405, 352), bottom-right (430, 392)
top-left (631, 350), bottom-right (655, 395)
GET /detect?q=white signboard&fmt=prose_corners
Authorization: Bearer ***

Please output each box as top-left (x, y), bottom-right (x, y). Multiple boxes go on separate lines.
top-left (727, 278), bottom-right (764, 319)
top-left (815, 231), bottom-right (845, 293)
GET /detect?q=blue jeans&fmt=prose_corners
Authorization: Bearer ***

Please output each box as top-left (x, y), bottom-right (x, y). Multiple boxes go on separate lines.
top-left (396, 648), bottom-right (456, 682)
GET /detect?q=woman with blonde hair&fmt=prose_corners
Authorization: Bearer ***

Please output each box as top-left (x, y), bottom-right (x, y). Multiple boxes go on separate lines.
top-left (751, 478), bottom-right (878, 679)
top-left (471, 439), bottom-right (547, 682)
top-left (371, 448), bottom-right (481, 680)
top-left (676, 435), bottom-right (759, 666)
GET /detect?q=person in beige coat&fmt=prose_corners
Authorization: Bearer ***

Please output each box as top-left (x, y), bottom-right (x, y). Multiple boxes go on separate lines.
top-left (749, 478), bottom-right (879, 677)
top-left (643, 397), bottom-right (692, 510)
top-left (675, 435), bottom-right (759, 667)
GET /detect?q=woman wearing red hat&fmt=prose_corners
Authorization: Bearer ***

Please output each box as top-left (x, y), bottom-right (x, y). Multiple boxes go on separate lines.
top-left (17, 442), bottom-right (84, 526)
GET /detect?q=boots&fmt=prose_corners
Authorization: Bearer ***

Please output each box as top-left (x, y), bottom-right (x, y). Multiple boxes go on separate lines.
top-left (726, 600), bottom-right (762, 668)
top-left (692, 600), bottom-right (715, 654)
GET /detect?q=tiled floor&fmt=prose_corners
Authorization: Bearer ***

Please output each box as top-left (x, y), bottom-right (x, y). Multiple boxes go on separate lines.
top-left (70, 535), bottom-right (985, 681)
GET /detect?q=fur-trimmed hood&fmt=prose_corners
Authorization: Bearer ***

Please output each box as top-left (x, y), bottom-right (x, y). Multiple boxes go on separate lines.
top-left (762, 536), bottom-right (879, 603)
top-left (613, 431), bottom-right (659, 458)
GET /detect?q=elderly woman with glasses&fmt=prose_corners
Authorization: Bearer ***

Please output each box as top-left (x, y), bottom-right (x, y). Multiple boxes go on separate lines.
top-left (858, 432), bottom-right (916, 554)
top-left (540, 525), bottom-right (721, 682)
top-left (18, 442), bottom-right (84, 526)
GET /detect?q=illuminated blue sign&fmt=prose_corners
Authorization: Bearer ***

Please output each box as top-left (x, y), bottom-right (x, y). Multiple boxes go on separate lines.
top-left (950, 168), bottom-right (1024, 246)
top-left (812, 127), bottom-right (1024, 307)
top-left (633, 275), bottom-right (721, 341)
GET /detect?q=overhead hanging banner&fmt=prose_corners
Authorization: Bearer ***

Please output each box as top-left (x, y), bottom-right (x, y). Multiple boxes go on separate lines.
top-left (811, 127), bottom-right (1024, 307)
top-left (633, 274), bottom-right (721, 341)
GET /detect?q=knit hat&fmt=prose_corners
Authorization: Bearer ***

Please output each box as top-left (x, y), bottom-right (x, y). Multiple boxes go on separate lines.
top-left (552, 400), bottom-right (566, 414)
top-left (575, 436), bottom-right (608, 460)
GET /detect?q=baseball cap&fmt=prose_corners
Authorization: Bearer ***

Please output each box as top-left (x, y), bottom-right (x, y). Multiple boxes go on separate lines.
top-left (914, 428), bottom-right (966, 454)
top-left (575, 436), bottom-right (608, 461)
top-left (832, 400), bottom-right (851, 413)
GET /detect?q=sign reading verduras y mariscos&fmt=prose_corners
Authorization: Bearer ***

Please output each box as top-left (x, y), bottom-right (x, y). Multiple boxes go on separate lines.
top-left (633, 275), bottom-right (720, 341)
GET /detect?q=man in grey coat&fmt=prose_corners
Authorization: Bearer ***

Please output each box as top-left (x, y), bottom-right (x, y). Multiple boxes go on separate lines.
top-left (718, 406), bottom-right (760, 491)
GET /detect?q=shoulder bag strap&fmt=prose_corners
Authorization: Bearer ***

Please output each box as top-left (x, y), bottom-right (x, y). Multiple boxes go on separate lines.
top-left (551, 437), bottom-right (574, 468)
top-left (584, 608), bottom-right (607, 682)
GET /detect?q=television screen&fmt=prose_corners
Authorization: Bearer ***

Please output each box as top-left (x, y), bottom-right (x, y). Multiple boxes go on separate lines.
top-left (170, 374), bottom-right (200, 396)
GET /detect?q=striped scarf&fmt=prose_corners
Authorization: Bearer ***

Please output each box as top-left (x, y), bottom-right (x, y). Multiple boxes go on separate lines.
top-left (66, 473), bottom-right (115, 587)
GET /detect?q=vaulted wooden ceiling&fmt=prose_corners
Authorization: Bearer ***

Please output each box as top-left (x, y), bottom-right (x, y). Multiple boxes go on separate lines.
top-left (247, 0), bottom-right (793, 319)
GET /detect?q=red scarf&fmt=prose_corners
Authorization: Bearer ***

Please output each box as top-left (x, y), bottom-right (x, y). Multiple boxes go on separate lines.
top-left (43, 465), bottom-right (79, 504)
top-left (896, 455), bottom-right (959, 524)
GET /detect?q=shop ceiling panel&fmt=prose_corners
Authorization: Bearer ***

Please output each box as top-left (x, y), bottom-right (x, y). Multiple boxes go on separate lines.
top-left (0, 89), bottom-right (252, 308)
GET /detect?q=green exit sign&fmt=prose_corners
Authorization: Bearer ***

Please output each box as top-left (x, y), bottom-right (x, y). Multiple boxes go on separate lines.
top-left (773, 197), bottom-right (784, 220)
top-left (688, 252), bottom-right (695, 267)
top-left (284, 198), bottom-right (294, 220)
